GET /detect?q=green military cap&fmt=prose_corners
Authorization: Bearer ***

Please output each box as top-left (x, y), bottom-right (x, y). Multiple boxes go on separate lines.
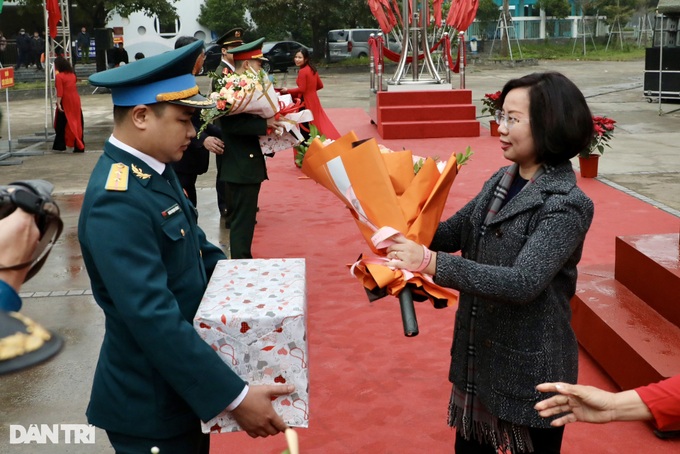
top-left (217, 27), bottom-right (244, 47)
top-left (228, 37), bottom-right (268, 61)
top-left (88, 40), bottom-right (214, 108)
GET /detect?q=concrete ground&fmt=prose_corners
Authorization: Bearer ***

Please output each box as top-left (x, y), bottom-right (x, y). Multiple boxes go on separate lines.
top-left (0, 60), bottom-right (678, 453)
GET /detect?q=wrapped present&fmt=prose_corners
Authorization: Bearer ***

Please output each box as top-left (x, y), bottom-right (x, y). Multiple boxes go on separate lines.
top-left (260, 131), bottom-right (301, 155)
top-left (194, 258), bottom-right (309, 433)
top-left (258, 95), bottom-right (314, 155)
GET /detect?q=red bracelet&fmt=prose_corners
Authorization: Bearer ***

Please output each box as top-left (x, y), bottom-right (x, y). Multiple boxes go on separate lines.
top-left (415, 245), bottom-right (432, 273)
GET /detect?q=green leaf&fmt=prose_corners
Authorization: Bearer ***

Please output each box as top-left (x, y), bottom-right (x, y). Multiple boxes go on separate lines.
top-left (455, 147), bottom-right (474, 166)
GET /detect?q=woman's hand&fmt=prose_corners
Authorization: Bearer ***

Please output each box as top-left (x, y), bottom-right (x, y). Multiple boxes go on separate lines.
top-left (534, 382), bottom-right (651, 426)
top-left (280, 87), bottom-right (288, 94)
top-left (386, 234), bottom-right (436, 274)
top-left (56, 102), bottom-right (63, 112)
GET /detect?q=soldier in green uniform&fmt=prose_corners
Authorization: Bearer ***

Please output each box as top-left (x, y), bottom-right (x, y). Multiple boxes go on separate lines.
top-left (212, 28), bottom-right (244, 222)
top-left (81, 40), bottom-right (293, 453)
top-left (211, 27), bottom-right (244, 91)
top-left (219, 38), bottom-right (285, 259)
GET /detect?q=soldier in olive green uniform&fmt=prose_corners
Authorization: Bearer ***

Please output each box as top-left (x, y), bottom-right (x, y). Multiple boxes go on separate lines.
top-left (212, 28), bottom-right (244, 220)
top-left (81, 40), bottom-right (293, 453)
top-left (218, 38), bottom-right (285, 259)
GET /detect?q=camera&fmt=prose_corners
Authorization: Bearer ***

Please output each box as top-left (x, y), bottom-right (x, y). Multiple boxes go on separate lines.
top-left (0, 180), bottom-right (63, 282)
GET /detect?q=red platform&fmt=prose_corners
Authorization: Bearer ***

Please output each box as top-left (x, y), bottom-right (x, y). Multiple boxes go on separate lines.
top-left (370, 89), bottom-right (480, 139)
top-left (572, 234), bottom-right (680, 391)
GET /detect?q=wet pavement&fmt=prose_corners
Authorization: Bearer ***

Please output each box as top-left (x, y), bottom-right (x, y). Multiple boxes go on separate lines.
top-left (0, 60), bottom-right (679, 453)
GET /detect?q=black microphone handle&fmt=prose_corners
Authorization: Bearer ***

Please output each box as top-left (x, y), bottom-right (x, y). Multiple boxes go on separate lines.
top-left (398, 286), bottom-right (419, 337)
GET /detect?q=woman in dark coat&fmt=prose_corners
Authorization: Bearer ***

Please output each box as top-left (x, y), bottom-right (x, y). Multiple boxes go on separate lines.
top-left (387, 72), bottom-right (595, 453)
top-left (52, 56), bottom-right (84, 153)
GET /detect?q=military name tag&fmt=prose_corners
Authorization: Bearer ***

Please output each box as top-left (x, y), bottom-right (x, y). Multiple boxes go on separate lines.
top-left (105, 163), bottom-right (129, 191)
top-left (162, 204), bottom-right (181, 218)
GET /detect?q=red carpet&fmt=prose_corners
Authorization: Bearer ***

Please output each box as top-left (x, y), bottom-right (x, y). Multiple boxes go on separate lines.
top-left (211, 108), bottom-right (680, 453)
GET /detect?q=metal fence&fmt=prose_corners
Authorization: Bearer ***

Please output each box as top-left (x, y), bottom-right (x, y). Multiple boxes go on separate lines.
top-left (466, 16), bottom-right (610, 41)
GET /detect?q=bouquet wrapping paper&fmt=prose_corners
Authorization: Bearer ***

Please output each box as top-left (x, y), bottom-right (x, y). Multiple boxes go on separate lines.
top-left (301, 131), bottom-right (462, 307)
top-left (194, 258), bottom-right (309, 433)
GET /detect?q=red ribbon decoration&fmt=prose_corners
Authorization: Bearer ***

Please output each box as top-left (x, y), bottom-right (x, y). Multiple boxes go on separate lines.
top-left (382, 36), bottom-right (447, 64)
top-left (267, 98), bottom-right (308, 135)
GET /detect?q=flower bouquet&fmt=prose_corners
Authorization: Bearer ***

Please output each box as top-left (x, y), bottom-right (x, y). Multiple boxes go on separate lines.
top-left (581, 115), bottom-right (616, 158)
top-left (293, 124), bottom-right (330, 168)
top-left (202, 69), bottom-right (278, 127)
top-left (301, 131), bottom-right (473, 335)
top-left (201, 69), bottom-right (312, 154)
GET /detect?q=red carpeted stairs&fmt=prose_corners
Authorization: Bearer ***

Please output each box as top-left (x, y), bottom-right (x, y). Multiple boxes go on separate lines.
top-left (572, 233), bottom-right (680, 426)
top-left (209, 108), bottom-right (680, 453)
top-left (370, 89), bottom-right (480, 139)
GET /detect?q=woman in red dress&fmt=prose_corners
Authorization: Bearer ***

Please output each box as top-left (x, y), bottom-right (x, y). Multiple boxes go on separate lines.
top-left (281, 48), bottom-right (340, 140)
top-left (52, 56), bottom-right (85, 153)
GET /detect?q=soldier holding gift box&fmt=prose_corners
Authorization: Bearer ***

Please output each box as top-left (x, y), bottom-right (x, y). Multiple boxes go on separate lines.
top-left (81, 41), bottom-right (294, 453)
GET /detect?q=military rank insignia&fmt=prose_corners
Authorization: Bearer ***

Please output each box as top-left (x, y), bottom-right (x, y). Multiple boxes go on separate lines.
top-left (105, 163), bottom-right (129, 191)
top-left (131, 163), bottom-right (151, 180)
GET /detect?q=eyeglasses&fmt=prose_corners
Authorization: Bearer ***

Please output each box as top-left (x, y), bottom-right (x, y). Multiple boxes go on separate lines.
top-left (494, 110), bottom-right (526, 130)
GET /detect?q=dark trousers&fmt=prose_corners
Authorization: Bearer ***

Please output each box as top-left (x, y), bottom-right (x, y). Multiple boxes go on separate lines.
top-left (52, 110), bottom-right (84, 152)
top-left (80, 45), bottom-right (90, 63)
top-left (176, 172), bottom-right (198, 207)
top-left (16, 50), bottom-right (30, 68)
top-left (455, 426), bottom-right (565, 454)
top-left (107, 426), bottom-right (209, 454)
top-left (228, 182), bottom-right (260, 259)
top-left (216, 176), bottom-right (231, 215)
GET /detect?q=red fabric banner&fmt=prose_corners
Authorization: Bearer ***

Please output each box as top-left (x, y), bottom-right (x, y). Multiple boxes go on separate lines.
top-left (46, 0), bottom-right (61, 39)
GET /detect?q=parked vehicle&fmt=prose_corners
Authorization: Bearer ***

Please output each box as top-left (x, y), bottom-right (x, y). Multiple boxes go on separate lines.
top-left (201, 40), bottom-right (312, 75)
top-left (262, 41), bottom-right (313, 73)
top-left (326, 28), bottom-right (402, 62)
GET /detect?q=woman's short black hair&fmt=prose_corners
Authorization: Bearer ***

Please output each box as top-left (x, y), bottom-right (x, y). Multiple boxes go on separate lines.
top-left (499, 72), bottom-right (593, 165)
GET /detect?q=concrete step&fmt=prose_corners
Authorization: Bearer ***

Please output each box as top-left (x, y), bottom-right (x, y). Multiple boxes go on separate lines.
top-left (571, 265), bottom-right (680, 390)
top-left (614, 234), bottom-right (680, 328)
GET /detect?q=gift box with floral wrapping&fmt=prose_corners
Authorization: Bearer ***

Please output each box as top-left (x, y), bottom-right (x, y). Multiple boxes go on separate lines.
top-left (194, 258), bottom-right (309, 433)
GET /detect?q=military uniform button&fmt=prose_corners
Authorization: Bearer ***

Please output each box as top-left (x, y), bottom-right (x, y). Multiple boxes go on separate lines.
top-left (180, 229), bottom-right (185, 237)
top-left (249, 153), bottom-right (254, 158)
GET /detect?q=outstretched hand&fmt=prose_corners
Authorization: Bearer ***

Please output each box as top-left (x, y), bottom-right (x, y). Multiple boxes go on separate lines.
top-left (231, 384), bottom-right (295, 438)
top-left (535, 382), bottom-right (622, 427)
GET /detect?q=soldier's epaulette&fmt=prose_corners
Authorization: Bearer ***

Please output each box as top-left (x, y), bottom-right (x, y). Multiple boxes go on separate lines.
top-left (105, 163), bottom-right (129, 191)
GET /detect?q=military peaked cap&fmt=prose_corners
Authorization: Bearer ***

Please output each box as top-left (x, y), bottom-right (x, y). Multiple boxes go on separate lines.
top-left (88, 40), bottom-right (214, 108)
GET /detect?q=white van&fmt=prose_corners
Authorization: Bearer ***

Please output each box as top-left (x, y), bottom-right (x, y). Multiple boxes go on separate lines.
top-left (326, 28), bottom-right (402, 62)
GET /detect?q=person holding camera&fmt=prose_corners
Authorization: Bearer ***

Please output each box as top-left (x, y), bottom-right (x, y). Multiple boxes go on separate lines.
top-left (83, 41), bottom-right (294, 453)
top-left (0, 208), bottom-right (39, 309)
top-left (1, 180), bottom-right (64, 375)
